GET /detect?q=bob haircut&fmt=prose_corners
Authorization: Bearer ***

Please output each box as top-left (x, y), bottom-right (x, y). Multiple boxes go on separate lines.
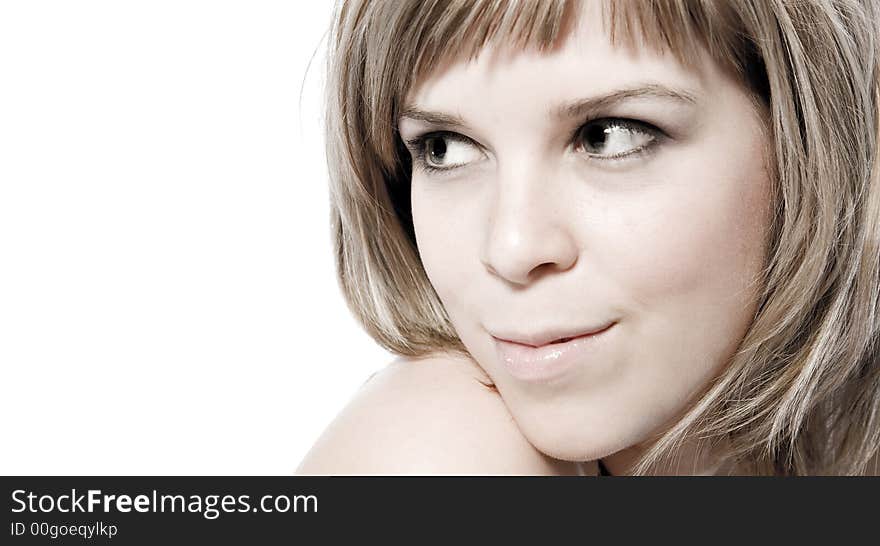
top-left (323, 0), bottom-right (880, 475)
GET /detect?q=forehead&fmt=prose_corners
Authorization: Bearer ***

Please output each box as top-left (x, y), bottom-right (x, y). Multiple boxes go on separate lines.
top-left (405, 2), bottom-right (714, 112)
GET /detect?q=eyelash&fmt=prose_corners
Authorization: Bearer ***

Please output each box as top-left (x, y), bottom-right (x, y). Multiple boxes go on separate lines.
top-left (403, 118), bottom-right (666, 175)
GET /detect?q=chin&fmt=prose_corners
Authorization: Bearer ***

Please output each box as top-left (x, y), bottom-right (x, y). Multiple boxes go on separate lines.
top-left (512, 413), bottom-right (636, 464)
top-left (526, 432), bottom-right (626, 463)
top-left (507, 392), bottom-right (674, 465)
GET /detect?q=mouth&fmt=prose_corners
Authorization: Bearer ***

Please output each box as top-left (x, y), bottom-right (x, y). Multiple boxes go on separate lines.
top-left (547, 330), bottom-right (603, 345)
top-left (492, 321), bottom-right (617, 348)
top-left (491, 321), bottom-right (618, 383)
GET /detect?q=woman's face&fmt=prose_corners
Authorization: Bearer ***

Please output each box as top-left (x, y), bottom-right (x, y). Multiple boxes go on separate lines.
top-left (398, 5), bottom-right (772, 469)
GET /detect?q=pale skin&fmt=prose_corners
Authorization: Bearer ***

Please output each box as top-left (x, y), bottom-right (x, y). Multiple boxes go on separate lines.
top-left (298, 3), bottom-right (778, 475)
top-left (296, 351), bottom-right (591, 475)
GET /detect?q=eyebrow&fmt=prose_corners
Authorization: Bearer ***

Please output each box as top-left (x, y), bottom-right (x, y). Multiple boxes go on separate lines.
top-left (555, 83), bottom-right (698, 120)
top-left (399, 83), bottom-right (699, 129)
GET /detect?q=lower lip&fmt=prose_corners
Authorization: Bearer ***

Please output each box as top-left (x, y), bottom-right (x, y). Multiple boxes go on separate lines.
top-left (493, 323), bottom-right (616, 383)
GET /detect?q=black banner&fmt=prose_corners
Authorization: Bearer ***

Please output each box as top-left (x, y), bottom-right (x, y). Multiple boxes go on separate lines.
top-left (2, 476), bottom-right (876, 543)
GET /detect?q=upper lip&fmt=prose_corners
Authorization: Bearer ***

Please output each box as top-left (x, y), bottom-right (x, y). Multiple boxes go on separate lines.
top-left (490, 321), bottom-right (617, 348)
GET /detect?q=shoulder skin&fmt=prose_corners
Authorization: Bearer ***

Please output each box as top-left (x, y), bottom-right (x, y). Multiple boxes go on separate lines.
top-left (295, 352), bottom-right (587, 475)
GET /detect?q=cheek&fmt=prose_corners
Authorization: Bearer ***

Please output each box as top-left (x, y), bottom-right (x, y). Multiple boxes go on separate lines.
top-left (612, 177), bottom-right (768, 309)
top-left (597, 138), bottom-right (772, 382)
top-left (634, 150), bottom-right (768, 307)
top-left (410, 179), bottom-right (480, 309)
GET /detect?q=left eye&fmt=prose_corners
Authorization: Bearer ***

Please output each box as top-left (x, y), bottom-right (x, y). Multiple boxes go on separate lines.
top-left (574, 119), bottom-right (659, 159)
top-left (413, 132), bottom-right (484, 171)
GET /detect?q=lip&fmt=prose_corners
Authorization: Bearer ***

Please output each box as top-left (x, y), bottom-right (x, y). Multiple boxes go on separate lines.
top-left (492, 321), bottom-right (617, 383)
top-left (492, 321), bottom-right (616, 348)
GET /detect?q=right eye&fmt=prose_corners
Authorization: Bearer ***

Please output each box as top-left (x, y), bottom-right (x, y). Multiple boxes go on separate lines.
top-left (572, 118), bottom-right (662, 162)
top-left (406, 132), bottom-right (485, 173)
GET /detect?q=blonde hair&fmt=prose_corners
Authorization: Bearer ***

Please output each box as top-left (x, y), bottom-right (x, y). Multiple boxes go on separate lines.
top-left (324, 0), bottom-right (880, 475)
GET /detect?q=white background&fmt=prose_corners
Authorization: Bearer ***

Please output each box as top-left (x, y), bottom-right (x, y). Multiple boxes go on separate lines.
top-left (0, 1), bottom-right (393, 474)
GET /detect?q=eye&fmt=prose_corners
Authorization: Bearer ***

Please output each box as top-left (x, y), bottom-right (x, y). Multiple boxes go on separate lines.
top-left (574, 118), bottom-right (661, 161)
top-left (405, 131), bottom-right (485, 173)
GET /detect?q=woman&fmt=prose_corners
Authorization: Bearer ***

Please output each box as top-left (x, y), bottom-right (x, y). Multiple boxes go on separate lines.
top-left (297, 0), bottom-right (880, 475)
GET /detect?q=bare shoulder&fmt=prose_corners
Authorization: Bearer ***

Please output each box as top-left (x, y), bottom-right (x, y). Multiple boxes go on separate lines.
top-left (295, 352), bottom-right (581, 475)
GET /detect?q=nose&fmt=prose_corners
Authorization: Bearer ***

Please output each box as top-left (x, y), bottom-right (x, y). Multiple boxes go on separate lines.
top-left (479, 166), bottom-right (579, 286)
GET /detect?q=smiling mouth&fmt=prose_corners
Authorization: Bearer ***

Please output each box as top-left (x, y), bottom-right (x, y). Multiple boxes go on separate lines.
top-left (545, 324), bottom-right (614, 345)
top-left (495, 322), bottom-right (617, 348)
top-left (492, 322), bottom-right (618, 383)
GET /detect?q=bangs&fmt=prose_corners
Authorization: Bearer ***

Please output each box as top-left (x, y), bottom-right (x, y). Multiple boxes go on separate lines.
top-left (406, 0), bottom-right (760, 93)
top-left (359, 0), bottom-right (768, 168)
top-left (406, 0), bottom-right (570, 80)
